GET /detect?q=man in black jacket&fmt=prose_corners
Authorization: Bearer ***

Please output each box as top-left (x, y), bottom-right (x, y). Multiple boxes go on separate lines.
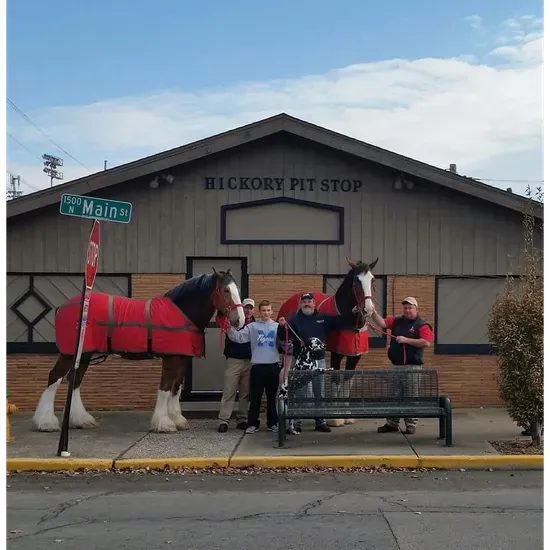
top-left (278, 293), bottom-right (349, 433)
top-left (218, 298), bottom-right (256, 433)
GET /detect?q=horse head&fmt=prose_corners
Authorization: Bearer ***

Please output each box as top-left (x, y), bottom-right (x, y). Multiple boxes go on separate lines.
top-left (339, 256), bottom-right (379, 318)
top-left (211, 267), bottom-right (245, 329)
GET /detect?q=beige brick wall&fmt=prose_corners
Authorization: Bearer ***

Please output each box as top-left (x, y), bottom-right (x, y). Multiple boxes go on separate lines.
top-left (8, 273), bottom-right (502, 411)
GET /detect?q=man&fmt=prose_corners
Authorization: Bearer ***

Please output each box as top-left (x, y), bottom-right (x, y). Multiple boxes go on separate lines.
top-left (370, 297), bottom-right (433, 435)
top-left (226, 300), bottom-right (282, 434)
top-left (278, 293), bottom-right (350, 433)
top-left (218, 298), bottom-right (255, 433)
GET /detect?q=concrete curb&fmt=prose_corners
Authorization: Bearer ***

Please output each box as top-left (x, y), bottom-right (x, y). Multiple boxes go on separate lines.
top-left (6, 454), bottom-right (543, 472)
top-left (6, 458), bottom-right (114, 472)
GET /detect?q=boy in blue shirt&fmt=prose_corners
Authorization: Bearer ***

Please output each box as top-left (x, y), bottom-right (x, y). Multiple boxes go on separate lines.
top-left (226, 299), bottom-right (283, 434)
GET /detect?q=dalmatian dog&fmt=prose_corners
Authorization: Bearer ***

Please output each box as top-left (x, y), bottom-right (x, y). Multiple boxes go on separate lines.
top-left (279, 337), bottom-right (327, 435)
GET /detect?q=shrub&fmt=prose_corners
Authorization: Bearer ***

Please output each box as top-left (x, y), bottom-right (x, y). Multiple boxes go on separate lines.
top-left (487, 186), bottom-right (544, 446)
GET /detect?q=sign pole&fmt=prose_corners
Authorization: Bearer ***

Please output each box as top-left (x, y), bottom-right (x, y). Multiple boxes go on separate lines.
top-left (57, 219), bottom-right (101, 457)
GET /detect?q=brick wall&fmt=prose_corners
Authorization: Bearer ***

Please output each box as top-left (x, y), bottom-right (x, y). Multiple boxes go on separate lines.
top-left (7, 272), bottom-right (502, 411)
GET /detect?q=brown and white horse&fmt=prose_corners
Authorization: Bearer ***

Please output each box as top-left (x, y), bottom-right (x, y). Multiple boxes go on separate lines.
top-left (32, 268), bottom-right (244, 433)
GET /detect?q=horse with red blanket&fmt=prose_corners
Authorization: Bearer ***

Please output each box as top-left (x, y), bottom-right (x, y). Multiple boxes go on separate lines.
top-left (277, 257), bottom-right (379, 427)
top-left (33, 268), bottom-right (245, 433)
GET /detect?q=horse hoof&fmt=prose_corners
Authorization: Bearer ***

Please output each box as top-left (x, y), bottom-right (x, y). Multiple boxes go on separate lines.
top-left (175, 419), bottom-right (189, 431)
top-left (344, 418), bottom-right (356, 425)
top-left (327, 419), bottom-right (345, 428)
top-left (34, 421), bottom-right (61, 432)
top-left (150, 416), bottom-right (178, 433)
top-left (69, 417), bottom-right (99, 429)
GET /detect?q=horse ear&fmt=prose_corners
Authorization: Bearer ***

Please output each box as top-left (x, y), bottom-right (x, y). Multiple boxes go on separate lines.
top-left (346, 256), bottom-right (357, 269)
top-left (227, 268), bottom-right (232, 277)
top-left (368, 257), bottom-right (379, 271)
top-left (212, 266), bottom-right (220, 276)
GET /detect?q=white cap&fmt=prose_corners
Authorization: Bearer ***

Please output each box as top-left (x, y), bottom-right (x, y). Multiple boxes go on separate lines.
top-left (243, 298), bottom-right (255, 307)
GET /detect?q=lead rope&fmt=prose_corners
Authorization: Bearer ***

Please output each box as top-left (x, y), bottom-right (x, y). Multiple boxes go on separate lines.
top-left (366, 321), bottom-right (407, 365)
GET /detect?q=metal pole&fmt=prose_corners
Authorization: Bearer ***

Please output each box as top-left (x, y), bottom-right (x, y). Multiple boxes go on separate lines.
top-left (56, 276), bottom-right (87, 456)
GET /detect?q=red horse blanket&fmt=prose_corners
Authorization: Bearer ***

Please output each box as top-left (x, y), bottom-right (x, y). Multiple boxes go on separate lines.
top-left (55, 292), bottom-right (204, 357)
top-left (277, 292), bottom-right (369, 357)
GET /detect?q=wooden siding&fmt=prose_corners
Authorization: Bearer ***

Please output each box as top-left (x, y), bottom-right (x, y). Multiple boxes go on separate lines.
top-left (7, 274), bottom-right (130, 345)
top-left (436, 277), bottom-right (507, 345)
top-left (7, 133), bottom-right (535, 275)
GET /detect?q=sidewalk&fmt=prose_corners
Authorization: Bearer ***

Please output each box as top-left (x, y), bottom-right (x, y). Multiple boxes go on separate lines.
top-left (6, 408), bottom-right (543, 471)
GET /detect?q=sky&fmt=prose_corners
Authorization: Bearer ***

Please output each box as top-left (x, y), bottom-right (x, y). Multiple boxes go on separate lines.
top-left (6, 0), bottom-right (544, 196)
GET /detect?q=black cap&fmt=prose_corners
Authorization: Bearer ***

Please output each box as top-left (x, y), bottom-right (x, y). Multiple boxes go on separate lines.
top-left (300, 293), bottom-right (314, 301)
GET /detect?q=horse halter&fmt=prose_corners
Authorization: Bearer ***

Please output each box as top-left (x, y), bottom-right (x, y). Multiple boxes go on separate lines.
top-left (213, 281), bottom-right (243, 318)
top-left (352, 276), bottom-right (374, 308)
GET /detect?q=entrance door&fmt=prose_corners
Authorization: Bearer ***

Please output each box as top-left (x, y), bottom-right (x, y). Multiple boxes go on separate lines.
top-left (184, 257), bottom-right (248, 399)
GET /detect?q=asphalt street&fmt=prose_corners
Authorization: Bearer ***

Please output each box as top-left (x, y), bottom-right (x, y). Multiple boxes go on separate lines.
top-left (7, 470), bottom-right (543, 550)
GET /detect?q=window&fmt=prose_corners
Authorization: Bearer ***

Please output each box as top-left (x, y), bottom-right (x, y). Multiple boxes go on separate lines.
top-left (323, 274), bottom-right (387, 348)
top-left (435, 276), bottom-right (509, 354)
top-left (7, 273), bottom-right (131, 354)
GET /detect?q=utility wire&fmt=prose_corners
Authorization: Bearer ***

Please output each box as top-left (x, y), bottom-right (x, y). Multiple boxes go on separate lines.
top-left (7, 132), bottom-right (43, 162)
top-left (7, 98), bottom-right (91, 172)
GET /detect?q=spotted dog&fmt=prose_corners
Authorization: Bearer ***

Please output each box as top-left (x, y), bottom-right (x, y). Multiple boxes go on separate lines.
top-left (279, 337), bottom-right (328, 435)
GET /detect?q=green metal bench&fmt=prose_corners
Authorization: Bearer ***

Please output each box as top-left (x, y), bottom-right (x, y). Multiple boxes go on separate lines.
top-left (277, 368), bottom-right (453, 447)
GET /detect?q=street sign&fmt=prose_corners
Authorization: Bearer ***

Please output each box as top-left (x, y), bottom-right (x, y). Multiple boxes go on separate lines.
top-left (60, 193), bottom-right (132, 224)
top-left (75, 220), bottom-right (100, 372)
top-left (57, 219), bottom-right (101, 457)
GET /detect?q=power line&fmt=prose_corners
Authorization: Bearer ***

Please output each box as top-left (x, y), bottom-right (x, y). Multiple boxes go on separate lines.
top-left (6, 98), bottom-right (91, 171)
top-left (7, 132), bottom-right (42, 162)
top-left (6, 169), bottom-right (41, 193)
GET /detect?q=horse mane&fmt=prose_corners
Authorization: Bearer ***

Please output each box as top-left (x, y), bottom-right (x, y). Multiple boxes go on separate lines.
top-left (164, 273), bottom-right (217, 304)
top-left (163, 273), bottom-right (219, 330)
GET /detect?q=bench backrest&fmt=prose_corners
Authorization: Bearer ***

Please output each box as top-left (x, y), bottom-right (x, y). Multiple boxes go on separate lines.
top-left (286, 369), bottom-right (440, 406)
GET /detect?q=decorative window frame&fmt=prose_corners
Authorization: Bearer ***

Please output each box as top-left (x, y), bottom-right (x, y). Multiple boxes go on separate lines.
top-left (7, 272), bottom-right (132, 354)
top-left (433, 275), bottom-right (518, 355)
top-left (220, 196), bottom-right (345, 245)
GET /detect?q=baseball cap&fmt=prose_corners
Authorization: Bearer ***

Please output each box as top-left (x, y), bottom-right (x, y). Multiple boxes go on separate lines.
top-left (402, 297), bottom-right (418, 307)
top-left (242, 298), bottom-right (255, 307)
top-left (300, 293), bottom-right (314, 301)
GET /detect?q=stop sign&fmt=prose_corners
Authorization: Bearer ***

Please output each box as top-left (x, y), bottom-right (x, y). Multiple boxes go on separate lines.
top-left (85, 220), bottom-right (100, 289)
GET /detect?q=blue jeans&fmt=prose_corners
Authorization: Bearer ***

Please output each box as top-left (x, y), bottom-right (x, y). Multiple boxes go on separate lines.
top-left (293, 359), bottom-right (327, 428)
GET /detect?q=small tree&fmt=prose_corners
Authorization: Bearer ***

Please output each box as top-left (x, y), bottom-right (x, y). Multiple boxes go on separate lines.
top-left (487, 186), bottom-right (544, 446)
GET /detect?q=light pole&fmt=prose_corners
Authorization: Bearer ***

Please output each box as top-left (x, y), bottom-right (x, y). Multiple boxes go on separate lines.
top-left (42, 153), bottom-right (64, 187)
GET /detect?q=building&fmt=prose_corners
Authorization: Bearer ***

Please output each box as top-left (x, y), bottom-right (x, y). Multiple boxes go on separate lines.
top-left (7, 113), bottom-right (543, 412)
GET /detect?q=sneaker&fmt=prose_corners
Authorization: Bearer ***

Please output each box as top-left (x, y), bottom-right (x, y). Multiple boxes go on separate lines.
top-left (377, 424), bottom-right (399, 433)
top-left (269, 425), bottom-right (278, 433)
top-left (315, 423), bottom-right (332, 433)
top-left (405, 426), bottom-right (416, 435)
top-left (245, 426), bottom-right (257, 434)
top-left (217, 423), bottom-right (228, 433)
top-left (236, 422), bottom-right (248, 430)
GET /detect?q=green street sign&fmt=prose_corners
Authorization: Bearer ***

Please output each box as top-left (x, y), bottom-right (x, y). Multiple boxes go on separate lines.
top-left (59, 194), bottom-right (132, 224)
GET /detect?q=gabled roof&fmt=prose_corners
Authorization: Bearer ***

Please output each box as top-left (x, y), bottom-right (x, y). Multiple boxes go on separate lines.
top-left (7, 113), bottom-right (543, 219)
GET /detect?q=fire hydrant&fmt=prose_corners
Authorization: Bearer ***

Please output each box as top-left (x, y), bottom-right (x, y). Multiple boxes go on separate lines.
top-left (7, 390), bottom-right (18, 443)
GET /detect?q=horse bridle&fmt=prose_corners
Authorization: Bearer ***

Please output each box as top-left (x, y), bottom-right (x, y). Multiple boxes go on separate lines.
top-left (213, 281), bottom-right (243, 319)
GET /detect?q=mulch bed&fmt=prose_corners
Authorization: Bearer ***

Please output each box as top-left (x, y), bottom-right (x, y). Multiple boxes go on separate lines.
top-left (489, 438), bottom-right (544, 455)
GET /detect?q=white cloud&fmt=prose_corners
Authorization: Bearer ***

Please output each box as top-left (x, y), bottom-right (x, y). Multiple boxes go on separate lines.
top-left (7, 14), bottom-right (543, 197)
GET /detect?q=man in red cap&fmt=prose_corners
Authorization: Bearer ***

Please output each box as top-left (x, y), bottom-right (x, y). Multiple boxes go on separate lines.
top-left (370, 296), bottom-right (433, 435)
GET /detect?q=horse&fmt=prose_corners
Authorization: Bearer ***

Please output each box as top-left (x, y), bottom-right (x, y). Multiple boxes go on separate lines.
top-left (277, 257), bottom-right (378, 428)
top-left (32, 268), bottom-right (245, 434)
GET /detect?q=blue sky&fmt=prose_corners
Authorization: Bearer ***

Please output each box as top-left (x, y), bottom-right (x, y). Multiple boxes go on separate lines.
top-left (6, 0), bottom-right (544, 194)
